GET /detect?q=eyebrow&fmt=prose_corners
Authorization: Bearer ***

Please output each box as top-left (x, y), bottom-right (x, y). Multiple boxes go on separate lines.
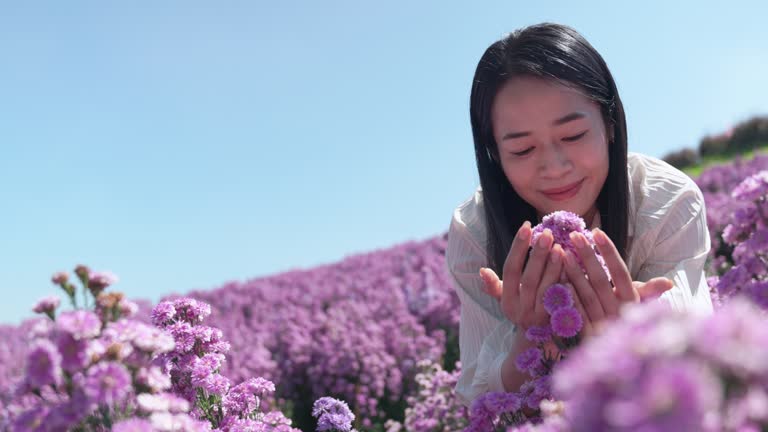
top-left (501, 112), bottom-right (587, 141)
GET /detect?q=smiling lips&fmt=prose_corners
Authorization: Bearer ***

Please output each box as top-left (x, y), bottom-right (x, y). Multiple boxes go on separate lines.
top-left (541, 178), bottom-right (584, 201)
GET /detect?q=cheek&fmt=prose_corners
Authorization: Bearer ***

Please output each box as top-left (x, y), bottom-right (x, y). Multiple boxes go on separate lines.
top-left (502, 169), bottom-right (534, 199)
top-left (582, 138), bottom-right (610, 172)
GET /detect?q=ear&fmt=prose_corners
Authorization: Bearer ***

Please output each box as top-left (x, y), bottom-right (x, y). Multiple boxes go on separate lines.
top-left (608, 124), bottom-right (615, 143)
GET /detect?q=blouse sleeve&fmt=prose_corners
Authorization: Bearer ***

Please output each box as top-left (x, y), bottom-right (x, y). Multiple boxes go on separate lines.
top-left (445, 215), bottom-right (518, 408)
top-left (634, 175), bottom-right (715, 316)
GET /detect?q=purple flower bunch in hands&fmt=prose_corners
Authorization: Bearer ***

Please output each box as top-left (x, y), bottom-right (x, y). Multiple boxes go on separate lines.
top-left (711, 170), bottom-right (768, 309)
top-left (531, 211), bottom-right (609, 278)
top-left (466, 212), bottom-right (591, 431)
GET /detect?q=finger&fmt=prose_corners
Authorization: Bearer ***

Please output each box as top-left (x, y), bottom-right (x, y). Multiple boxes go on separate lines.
top-left (519, 229), bottom-right (553, 318)
top-left (478, 267), bottom-right (502, 301)
top-left (570, 231), bottom-right (619, 316)
top-left (563, 250), bottom-right (606, 323)
top-left (500, 221), bottom-right (532, 318)
top-left (534, 244), bottom-right (564, 322)
top-left (564, 282), bottom-right (594, 337)
top-left (636, 278), bottom-right (674, 301)
top-left (593, 228), bottom-right (637, 303)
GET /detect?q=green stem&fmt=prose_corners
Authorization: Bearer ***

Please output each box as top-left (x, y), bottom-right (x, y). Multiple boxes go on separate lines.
top-left (99, 405), bottom-right (112, 429)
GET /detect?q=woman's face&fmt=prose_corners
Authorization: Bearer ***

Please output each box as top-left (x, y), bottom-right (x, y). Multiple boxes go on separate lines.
top-left (491, 76), bottom-right (612, 223)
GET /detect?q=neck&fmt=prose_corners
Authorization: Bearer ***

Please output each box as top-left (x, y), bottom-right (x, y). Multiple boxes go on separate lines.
top-left (583, 206), bottom-right (599, 228)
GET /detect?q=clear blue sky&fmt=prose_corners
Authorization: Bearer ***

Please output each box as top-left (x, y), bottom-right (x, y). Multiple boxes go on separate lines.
top-left (2, 1), bottom-right (767, 324)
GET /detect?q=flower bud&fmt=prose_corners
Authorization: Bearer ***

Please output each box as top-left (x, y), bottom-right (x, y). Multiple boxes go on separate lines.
top-left (51, 272), bottom-right (68, 285)
top-left (88, 271), bottom-right (118, 296)
top-left (106, 343), bottom-right (125, 361)
top-left (74, 265), bottom-right (90, 280)
top-left (96, 292), bottom-right (124, 309)
top-left (32, 296), bottom-right (60, 320)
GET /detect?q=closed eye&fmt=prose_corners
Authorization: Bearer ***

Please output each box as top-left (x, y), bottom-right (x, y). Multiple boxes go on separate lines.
top-left (512, 147), bottom-right (534, 156)
top-left (563, 131), bottom-right (588, 142)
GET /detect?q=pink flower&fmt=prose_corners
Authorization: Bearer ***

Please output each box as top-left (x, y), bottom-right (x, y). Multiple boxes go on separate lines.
top-left (32, 296), bottom-right (60, 315)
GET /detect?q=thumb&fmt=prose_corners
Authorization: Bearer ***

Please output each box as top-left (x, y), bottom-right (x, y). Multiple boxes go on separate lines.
top-left (635, 277), bottom-right (674, 301)
top-left (479, 267), bottom-right (503, 301)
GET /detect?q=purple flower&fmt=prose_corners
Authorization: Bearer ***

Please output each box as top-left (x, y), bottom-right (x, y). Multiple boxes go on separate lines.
top-left (525, 325), bottom-right (553, 344)
top-left (55, 332), bottom-right (90, 372)
top-left (479, 391), bottom-right (521, 415)
top-left (525, 390), bottom-right (547, 410)
top-left (152, 301), bottom-right (177, 327)
top-left (82, 361), bottom-right (131, 406)
top-left (28, 317), bottom-right (54, 340)
top-left (166, 322), bottom-right (196, 353)
top-left (532, 211), bottom-right (587, 249)
top-left (550, 307), bottom-right (582, 338)
top-left (148, 412), bottom-right (212, 431)
top-left (717, 265), bottom-right (753, 297)
top-left (467, 391), bottom-right (518, 431)
top-left (312, 396), bottom-right (356, 432)
top-left (25, 339), bottom-right (62, 389)
top-left (32, 296), bottom-right (60, 316)
top-left (131, 324), bottom-right (175, 355)
top-left (190, 353), bottom-right (226, 390)
top-left (515, 347), bottom-right (543, 374)
top-left (397, 360), bottom-right (468, 431)
top-left (46, 391), bottom-right (91, 430)
top-left (732, 171), bottom-right (768, 201)
top-left (118, 299), bottom-right (139, 318)
top-left (226, 418), bottom-right (263, 432)
top-left (744, 280), bottom-right (768, 309)
top-left (172, 298), bottom-right (211, 325)
top-left (199, 373), bottom-right (231, 396)
top-left (531, 211), bottom-right (610, 278)
top-left (112, 419), bottom-right (154, 432)
top-left (542, 284), bottom-right (574, 315)
top-left (223, 377), bottom-right (277, 417)
top-left (88, 270), bottom-right (119, 292)
top-left (136, 392), bottom-right (190, 413)
top-left (136, 365), bottom-right (172, 393)
top-left (693, 298), bottom-right (768, 378)
top-left (550, 298), bottom-right (768, 432)
top-left (601, 359), bottom-right (722, 431)
top-left (56, 310), bottom-right (101, 340)
top-left (12, 406), bottom-right (50, 432)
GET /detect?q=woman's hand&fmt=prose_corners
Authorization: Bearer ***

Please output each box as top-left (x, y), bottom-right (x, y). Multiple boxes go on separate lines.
top-left (564, 228), bottom-right (675, 325)
top-left (477, 221), bottom-right (566, 331)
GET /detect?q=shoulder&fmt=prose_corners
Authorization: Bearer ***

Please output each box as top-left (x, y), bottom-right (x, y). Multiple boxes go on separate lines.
top-left (627, 151), bottom-right (705, 219)
top-left (446, 185), bottom-right (489, 267)
top-left (449, 185), bottom-right (488, 245)
top-left (625, 153), bottom-right (709, 276)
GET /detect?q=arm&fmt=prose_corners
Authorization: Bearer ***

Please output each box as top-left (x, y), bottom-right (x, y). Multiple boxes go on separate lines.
top-left (446, 217), bottom-right (521, 407)
top-left (636, 182), bottom-right (714, 315)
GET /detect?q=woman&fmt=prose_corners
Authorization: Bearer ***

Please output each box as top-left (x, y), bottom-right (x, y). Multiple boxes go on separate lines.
top-left (445, 22), bottom-right (714, 407)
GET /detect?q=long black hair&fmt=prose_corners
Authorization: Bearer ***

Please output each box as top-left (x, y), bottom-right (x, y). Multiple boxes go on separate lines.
top-left (470, 23), bottom-right (630, 277)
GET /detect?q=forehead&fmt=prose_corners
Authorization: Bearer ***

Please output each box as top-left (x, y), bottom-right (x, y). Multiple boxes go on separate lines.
top-left (491, 76), bottom-right (599, 125)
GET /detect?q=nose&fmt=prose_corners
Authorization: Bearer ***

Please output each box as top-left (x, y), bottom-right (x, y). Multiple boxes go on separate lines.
top-left (538, 142), bottom-right (573, 179)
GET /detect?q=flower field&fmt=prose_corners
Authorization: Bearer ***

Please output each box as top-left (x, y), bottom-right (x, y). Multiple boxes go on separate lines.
top-left (2, 154), bottom-right (768, 431)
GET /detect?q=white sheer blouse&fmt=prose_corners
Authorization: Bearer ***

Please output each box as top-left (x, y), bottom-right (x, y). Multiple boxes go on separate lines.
top-left (445, 152), bottom-right (715, 408)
